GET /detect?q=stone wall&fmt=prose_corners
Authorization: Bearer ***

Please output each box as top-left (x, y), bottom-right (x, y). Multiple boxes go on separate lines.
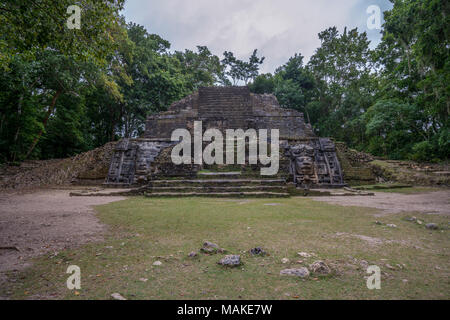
top-left (143, 86), bottom-right (315, 139)
top-left (106, 138), bottom-right (173, 185)
top-left (251, 94), bottom-right (314, 139)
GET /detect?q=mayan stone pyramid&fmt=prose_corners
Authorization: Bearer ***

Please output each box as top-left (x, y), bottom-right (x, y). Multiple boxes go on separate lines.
top-left (105, 86), bottom-right (344, 196)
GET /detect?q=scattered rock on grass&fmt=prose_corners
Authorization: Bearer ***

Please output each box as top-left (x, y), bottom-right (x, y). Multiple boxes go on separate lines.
top-left (153, 261), bottom-right (162, 266)
top-left (309, 261), bottom-right (331, 275)
top-left (188, 251), bottom-right (198, 258)
top-left (280, 268), bottom-right (310, 278)
top-left (387, 224), bottom-right (397, 228)
top-left (111, 293), bottom-right (127, 300)
top-left (359, 260), bottom-right (369, 268)
top-left (281, 258), bottom-right (289, 264)
top-left (385, 263), bottom-right (396, 270)
top-left (426, 223), bottom-right (439, 230)
top-left (201, 241), bottom-right (225, 254)
top-left (297, 252), bottom-right (312, 258)
top-left (218, 255), bottom-right (241, 267)
top-left (249, 247), bottom-right (266, 256)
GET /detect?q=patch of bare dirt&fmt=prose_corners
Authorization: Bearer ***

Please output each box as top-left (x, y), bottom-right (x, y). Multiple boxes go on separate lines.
top-left (333, 232), bottom-right (415, 247)
top-left (311, 190), bottom-right (450, 216)
top-left (0, 189), bottom-right (125, 280)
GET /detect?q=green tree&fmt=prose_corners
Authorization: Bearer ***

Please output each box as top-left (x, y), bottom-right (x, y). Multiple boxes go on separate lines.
top-left (307, 27), bottom-right (376, 147)
top-left (375, 0), bottom-right (449, 160)
top-left (174, 46), bottom-right (225, 90)
top-left (222, 49), bottom-right (265, 85)
top-left (0, 0), bottom-right (125, 69)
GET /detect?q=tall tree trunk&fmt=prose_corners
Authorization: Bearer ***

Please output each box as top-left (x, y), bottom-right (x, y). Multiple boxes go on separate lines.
top-left (11, 92), bottom-right (24, 162)
top-left (24, 90), bottom-right (61, 159)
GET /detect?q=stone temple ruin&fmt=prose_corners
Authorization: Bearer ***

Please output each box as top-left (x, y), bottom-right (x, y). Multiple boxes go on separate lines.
top-left (105, 86), bottom-right (344, 197)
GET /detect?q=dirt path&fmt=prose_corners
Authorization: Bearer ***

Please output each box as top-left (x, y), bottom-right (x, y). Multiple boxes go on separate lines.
top-left (0, 189), bottom-right (125, 277)
top-left (311, 190), bottom-right (450, 216)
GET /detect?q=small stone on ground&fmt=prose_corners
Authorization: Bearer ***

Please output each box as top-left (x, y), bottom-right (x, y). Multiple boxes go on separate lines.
top-left (297, 252), bottom-right (312, 258)
top-left (111, 293), bottom-right (127, 300)
top-left (218, 255), bottom-right (241, 267)
top-left (249, 247), bottom-right (266, 256)
top-left (426, 223), bottom-right (439, 230)
top-left (280, 268), bottom-right (310, 278)
top-left (309, 261), bottom-right (331, 274)
top-left (201, 241), bottom-right (225, 254)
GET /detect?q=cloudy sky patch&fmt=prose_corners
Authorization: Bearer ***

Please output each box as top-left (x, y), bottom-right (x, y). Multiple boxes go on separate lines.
top-left (123, 0), bottom-right (392, 73)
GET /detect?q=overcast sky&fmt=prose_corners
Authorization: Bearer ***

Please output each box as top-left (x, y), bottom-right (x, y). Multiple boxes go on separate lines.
top-left (122, 0), bottom-right (392, 74)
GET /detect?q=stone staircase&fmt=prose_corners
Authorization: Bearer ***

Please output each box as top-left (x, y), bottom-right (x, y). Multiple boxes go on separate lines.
top-left (145, 171), bottom-right (289, 198)
top-left (198, 87), bottom-right (252, 129)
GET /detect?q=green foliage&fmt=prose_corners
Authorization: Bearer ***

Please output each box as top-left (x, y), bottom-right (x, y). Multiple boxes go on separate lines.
top-left (374, 0), bottom-right (449, 161)
top-left (173, 46), bottom-right (225, 90)
top-left (0, 0), bottom-right (125, 69)
top-left (222, 49), bottom-right (265, 85)
top-left (0, 10), bottom-right (228, 161)
top-left (248, 73), bottom-right (275, 94)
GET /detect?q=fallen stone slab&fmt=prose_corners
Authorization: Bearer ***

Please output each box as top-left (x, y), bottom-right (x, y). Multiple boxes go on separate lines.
top-left (297, 252), bottom-right (313, 258)
top-left (280, 268), bottom-right (310, 278)
top-left (218, 255), bottom-right (242, 267)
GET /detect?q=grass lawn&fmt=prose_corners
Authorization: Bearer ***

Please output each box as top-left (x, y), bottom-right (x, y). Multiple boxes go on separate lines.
top-left (3, 196), bottom-right (449, 300)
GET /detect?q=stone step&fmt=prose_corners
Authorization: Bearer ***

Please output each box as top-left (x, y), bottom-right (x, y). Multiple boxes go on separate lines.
top-left (199, 107), bottom-right (250, 111)
top-left (148, 185), bottom-right (287, 193)
top-left (199, 95), bottom-right (249, 99)
top-left (199, 92), bottom-right (249, 96)
top-left (200, 99), bottom-right (249, 102)
top-left (199, 111), bottom-right (251, 115)
top-left (149, 179), bottom-right (286, 187)
top-left (199, 100), bottom-right (249, 104)
top-left (200, 100), bottom-right (249, 104)
top-left (199, 99), bottom-right (249, 103)
top-left (199, 101), bottom-right (249, 105)
top-left (200, 110), bottom-right (248, 112)
top-left (197, 171), bottom-right (241, 177)
top-left (144, 191), bottom-right (290, 198)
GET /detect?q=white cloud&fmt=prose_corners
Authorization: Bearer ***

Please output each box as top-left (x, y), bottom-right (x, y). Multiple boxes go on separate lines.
top-left (122, 0), bottom-right (390, 73)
